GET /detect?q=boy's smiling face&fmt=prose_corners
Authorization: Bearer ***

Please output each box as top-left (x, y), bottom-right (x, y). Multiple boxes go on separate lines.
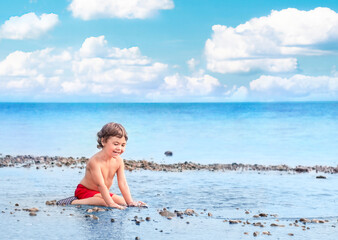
top-left (103, 136), bottom-right (127, 157)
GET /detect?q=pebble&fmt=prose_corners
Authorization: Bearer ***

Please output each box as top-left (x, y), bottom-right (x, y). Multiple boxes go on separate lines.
top-left (208, 212), bottom-right (212, 217)
top-left (159, 209), bottom-right (176, 218)
top-left (45, 200), bottom-right (57, 205)
top-left (2, 155), bottom-right (337, 173)
top-left (288, 233), bottom-right (294, 236)
top-left (85, 214), bottom-right (99, 220)
top-left (29, 212), bottom-right (37, 216)
top-left (262, 231), bottom-right (271, 235)
top-left (15, 203), bottom-right (19, 207)
top-left (111, 218), bottom-right (115, 222)
top-left (184, 209), bottom-right (197, 216)
top-left (300, 218), bottom-right (311, 223)
top-left (253, 231), bottom-right (259, 237)
top-left (164, 151), bottom-right (173, 157)
top-left (145, 217), bottom-right (151, 221)
top-left (270, 223), bottom-right (285, 227)
top-left (23, 208), bottom-right (39, 212)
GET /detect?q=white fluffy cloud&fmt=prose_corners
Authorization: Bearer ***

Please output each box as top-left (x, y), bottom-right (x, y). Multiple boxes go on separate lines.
top-left (205, 7), bottom-right (338, 74)
top-left (224, 85), bottom-right (249, 101)
top-left (65, 35), bottom-right (168, 94)
top-left (0, 48), bottom-right (71, 91)
top-left (0, 36), bottom-right (168, 98)
top-left (163, 72), bottom-right (221, 95)
top-left (68, 0), bottom-right (174, 20)
top-left (0, 12), bottom-right (59, 40)
top-left (249, 74), bottom-right (338, 100)
top-left (187, 58), bottom-right (199, 71)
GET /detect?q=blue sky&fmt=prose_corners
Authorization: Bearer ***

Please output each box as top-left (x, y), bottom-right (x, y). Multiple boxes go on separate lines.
top-left (0, 0), bottom-right (338, 102)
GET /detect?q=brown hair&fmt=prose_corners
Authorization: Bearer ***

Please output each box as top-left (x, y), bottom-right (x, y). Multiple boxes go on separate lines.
top-left (97, 122), bottom-right (128, 149)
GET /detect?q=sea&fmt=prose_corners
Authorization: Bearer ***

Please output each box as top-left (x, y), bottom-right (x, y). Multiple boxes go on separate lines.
top-left (0, 102), bottom-right (337, 239)
top-left (0, 102), bottom-right (337, 166)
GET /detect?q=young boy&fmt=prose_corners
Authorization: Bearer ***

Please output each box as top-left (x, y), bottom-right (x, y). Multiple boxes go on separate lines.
top-left (62, 122), bottom-right (145, 209)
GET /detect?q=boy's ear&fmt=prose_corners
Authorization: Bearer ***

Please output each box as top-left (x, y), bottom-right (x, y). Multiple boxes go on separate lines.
top-left (101, 137), bottom-right (106, 145)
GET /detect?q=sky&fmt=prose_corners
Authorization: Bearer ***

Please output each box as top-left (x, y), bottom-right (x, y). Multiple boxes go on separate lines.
top-left (0, 0), bottom-right (338, 102)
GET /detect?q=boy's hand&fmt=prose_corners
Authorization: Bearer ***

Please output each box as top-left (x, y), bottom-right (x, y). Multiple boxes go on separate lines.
top-left (108, 203), bottom-right (126, 210)
top-left (128, 201), bottom-right (147, 207)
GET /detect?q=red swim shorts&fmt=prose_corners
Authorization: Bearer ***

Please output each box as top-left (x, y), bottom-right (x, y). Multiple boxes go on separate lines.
top-left (74, 184), bottom-right (113, 199)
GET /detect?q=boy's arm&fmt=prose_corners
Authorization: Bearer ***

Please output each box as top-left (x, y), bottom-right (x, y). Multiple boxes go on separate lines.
top-left (117, 159), bottom-right (134, 205)
top-left (88, 161), bottom-right (123, 209)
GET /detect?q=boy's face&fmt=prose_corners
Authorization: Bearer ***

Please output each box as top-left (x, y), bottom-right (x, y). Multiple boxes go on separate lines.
top-left (103, 136), bottom-right (127, 157)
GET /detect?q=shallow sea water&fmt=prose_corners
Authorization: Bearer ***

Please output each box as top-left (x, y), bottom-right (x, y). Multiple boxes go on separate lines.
top-left (1, 167), bottom-right (337, 240)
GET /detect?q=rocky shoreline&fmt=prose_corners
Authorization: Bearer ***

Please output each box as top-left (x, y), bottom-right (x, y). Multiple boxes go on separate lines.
top-left (0, 154), bottom-right (337, 174)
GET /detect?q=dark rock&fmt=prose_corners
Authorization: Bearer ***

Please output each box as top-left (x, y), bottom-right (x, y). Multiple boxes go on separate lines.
top-left (159, 209), bottom-right (175, 218)
top-left (111, 218), bottom-right (115, 222)
top-left (316, 175), bottom-right (326, 179)
top-left (294, 166), bottom-right (309, 173)
top-left (29, 212), bottom-right (37, 216)
top-left (300, 218), bottom-right (311, 223)
top-left (229, 220), bottom-right (241, 224)
top-left (164, 151), bottom-right (173, 157)
top-left (175, 210), bottom-right (184, 217)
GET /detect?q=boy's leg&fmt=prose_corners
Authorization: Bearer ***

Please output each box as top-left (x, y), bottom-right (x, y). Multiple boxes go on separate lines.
top-left (112, 194), bottom-right (127, 205)
top-left (71, 194), bottom-right (126, 206)
top-left (71, 197), bottom-right (107, 206)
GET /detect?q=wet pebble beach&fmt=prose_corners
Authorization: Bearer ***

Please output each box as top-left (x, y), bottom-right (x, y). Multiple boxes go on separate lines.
top-left (1, 155), bottom-right (337, 239)
top-left (1, 154), bottom-right (337, 174)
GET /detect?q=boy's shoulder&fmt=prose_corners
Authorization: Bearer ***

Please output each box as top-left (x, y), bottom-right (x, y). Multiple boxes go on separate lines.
top-left (114, 156), bottom-right (124, 166)
top-left (86, 153), bottom-right (101, 167)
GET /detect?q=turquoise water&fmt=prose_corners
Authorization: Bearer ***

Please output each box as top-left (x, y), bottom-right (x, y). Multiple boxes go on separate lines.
top-left (0, 167), bottom-right (337, 240)
top-left (1, 102), bottom-right (337, 239)
top-left (0, 102), bottom-right (337, 166)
